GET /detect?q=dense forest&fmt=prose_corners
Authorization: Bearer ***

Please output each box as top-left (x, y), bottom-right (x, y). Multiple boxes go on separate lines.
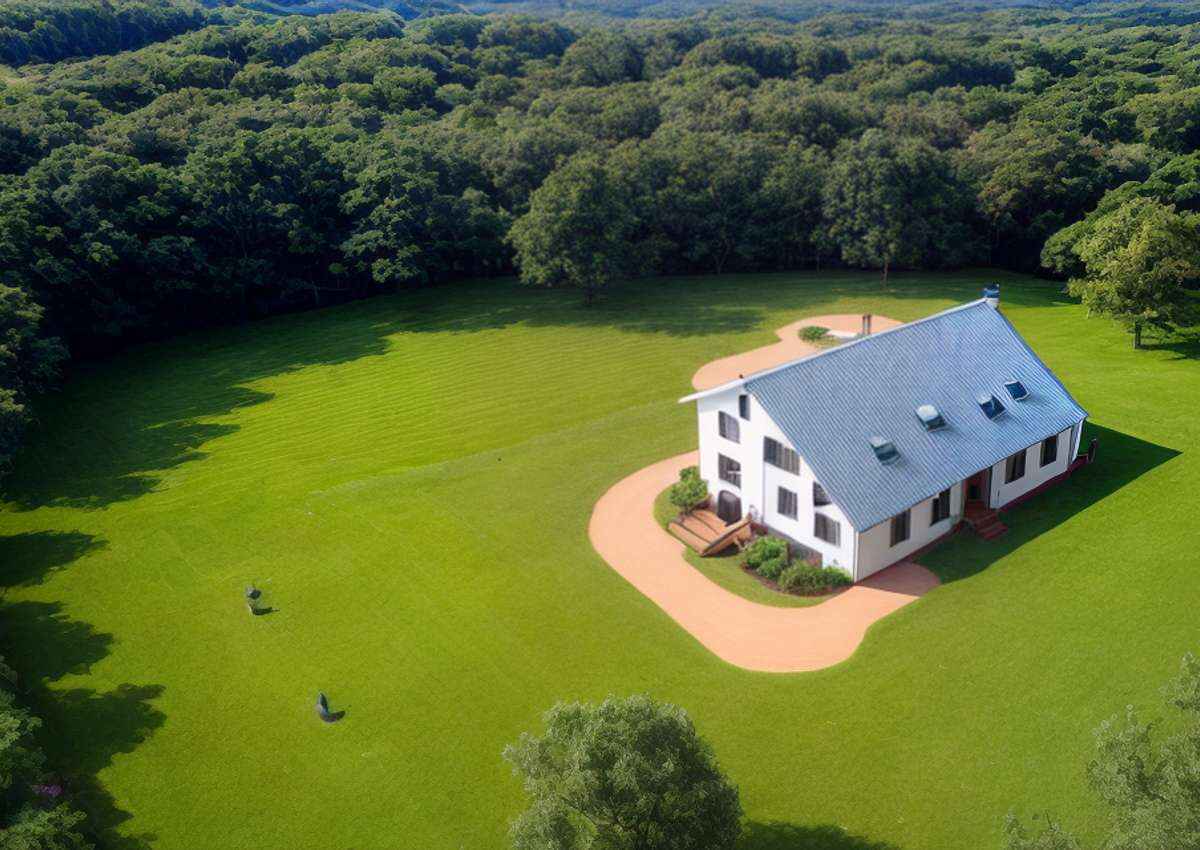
top-left (3, 0), bottom-right (1200, 465)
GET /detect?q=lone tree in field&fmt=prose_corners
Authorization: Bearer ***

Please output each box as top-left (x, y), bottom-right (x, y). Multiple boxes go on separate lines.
top-left (1067, 198), bottom-right (1200, 349)
top-left (503, 694), bottom-right (742, 850)
top-left (1004, 652), bottom-right (1200, 850)
top-left (669, 465), bottom-right (708, 515)
top-left (508, 153), bottom-right (635, 306)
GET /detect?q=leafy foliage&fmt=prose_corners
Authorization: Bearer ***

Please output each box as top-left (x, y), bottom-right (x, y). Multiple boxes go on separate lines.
top-left (1067, 198), bottom-right (1200, 347)
top-left (3, 2), bottom-right (1200, 469)
top-left (668, 465), bottom-right (708, 514)
top-left (777, 563), bottom-right (852, 593)
top-left (1005, 652), bottom-right (1200, 850)
top-left (743, 535), bottom-right (790, 580)
top-left (503, 694), bottom-right (742, 850)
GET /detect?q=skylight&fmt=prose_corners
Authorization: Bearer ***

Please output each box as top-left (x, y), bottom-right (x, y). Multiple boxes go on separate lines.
top-left (977, 393), bottom-right (1006, 420)
top-left (869, 436), bottom-right (899, 464)
top-left (1005, 379), bottom-right (1029, 401)
top-left (915, 404), bottom-right (945, 431)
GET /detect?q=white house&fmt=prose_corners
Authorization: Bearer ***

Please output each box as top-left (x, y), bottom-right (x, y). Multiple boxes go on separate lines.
top-left (679, 286), bottom-right (1088, 582)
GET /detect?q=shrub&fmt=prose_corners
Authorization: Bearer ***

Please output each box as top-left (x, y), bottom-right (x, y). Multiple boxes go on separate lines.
top-left (743, 536), bottom-right (790, 577)
top-left (799, 325), bottom-right (830, 342)
top-left (669, 466), bottom-right (708, 513)
top-left (777, 563), bottom-right (853, 594)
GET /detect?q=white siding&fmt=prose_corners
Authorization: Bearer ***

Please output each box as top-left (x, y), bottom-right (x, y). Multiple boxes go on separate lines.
top-left (989, 426), bottom-right (1073, 508)
top-left (854, 483), bottom-right (963, 581)
top-left (696, 390), bottom-right (854, 574)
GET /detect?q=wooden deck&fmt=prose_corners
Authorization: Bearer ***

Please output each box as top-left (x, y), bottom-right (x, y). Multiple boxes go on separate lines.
top-left (668, 509), bottom-right (753, 556)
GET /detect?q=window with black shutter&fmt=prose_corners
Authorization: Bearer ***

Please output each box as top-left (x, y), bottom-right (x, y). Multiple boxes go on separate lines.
top-left (718, 454), bottom-right (741, 487)
top-left (813, 482), bottom-right (831, 506)
top-left (738, 394), bottom-right (750, 420)
top-left (718, 411), bottom-right (740, 443)
top-left (1005, 449), bottom-right (1026, 483)
top-left (763, 437), bottom-right (800, 475)
top-left (890, 510), bottom-right (910, 546)
top-left (1040, 435), bottom-right (1058, 467)
top-left (931, 488), bottom-right (951, 524)
top-left (777, 487), bottom-right (798, 519)
top-left (814, 513), bottom-right (841, 546)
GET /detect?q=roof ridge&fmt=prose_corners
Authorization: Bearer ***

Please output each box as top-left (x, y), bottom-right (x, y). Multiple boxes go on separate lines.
top-left (680, 298), bottom-right (989, 403)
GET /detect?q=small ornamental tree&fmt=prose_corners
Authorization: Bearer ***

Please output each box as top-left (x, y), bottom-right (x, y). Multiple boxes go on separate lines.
top-left (503, 694), bottom-right (742, 850)
top-left (669, 466), bottom-right (708, 514)
top-left (1004, 652), bottom-right (1200, 850)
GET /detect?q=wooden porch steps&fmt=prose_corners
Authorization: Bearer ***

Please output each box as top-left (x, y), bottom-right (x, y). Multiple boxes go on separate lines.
top-left (668, 509), bottom-right (753, 556)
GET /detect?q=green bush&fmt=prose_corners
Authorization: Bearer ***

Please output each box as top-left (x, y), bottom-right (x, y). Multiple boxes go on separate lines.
top-left (777, 563), bottom-right (853, 594)
top-left (756, 555), bottom-right (790, 580)
top-left (799, 325), bottom-right (830, 342)
top-left (669, 465), bottom-right (709, 513)
top-left (743, 536), bottom-right (790, 576)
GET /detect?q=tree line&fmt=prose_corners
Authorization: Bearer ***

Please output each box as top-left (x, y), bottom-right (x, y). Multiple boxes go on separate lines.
top-left (3, 4), bottom-right (1200, 469)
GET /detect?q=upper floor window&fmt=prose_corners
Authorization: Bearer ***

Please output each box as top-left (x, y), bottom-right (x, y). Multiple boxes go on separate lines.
top-left (1005, 449), bottom-right (1026, 484)
top-left (777, 487), bottom-right (798, 519)
top-left (813, 482), bottom-right (831, 507)
top-left (718, 454), bottom-right (741, 488)
top-left (1040, 434), bottom-right (1059, 467)
top-left (814, 513), bottom-right (841, 546)
top-left (763, 437), bottom-right (800, 475)
top-left (738, 394), bottom-right (750, 420)
top-left (718, 411), bottom-right (740, 443)
top-left (890, 509), bottom-right (911, 546)
top-left (931, 488), bottom-right (951, 524)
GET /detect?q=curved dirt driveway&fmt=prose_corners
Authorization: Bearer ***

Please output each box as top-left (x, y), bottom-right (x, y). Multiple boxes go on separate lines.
top-left (692, 313), bottom-right (903, 391)
top-left (589, 313), bottom-right (938, 673)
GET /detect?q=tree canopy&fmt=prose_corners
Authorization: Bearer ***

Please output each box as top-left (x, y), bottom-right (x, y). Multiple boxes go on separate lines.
top-left (503, 694), bottom-right (742, 850)
top-left (2, 0), bottom-right (1200, 468)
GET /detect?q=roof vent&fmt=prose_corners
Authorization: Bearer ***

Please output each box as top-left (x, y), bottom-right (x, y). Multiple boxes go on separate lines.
top-left (869, 436), bottom-right (899, 464)
top-left (915, 404), bottom-right (946, 431)
top-left (1004, 379), bottom-right (1029, 401)
top-left (977, 393), bottom-right (1006, 420)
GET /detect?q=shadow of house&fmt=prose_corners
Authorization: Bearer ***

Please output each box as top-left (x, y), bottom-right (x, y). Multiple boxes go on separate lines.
top-left (921, 423), bottom-right (1181, 584)
top-left (740, 820), bottom-right (901, 850)
top-left (0, 599), bottom-right (165, 850)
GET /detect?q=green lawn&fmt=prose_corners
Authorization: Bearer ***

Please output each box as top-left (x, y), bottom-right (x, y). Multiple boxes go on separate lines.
top-left (652, 486), bottom-right (828, 608)
top-left (0, 270), bottom-right (1195, 850)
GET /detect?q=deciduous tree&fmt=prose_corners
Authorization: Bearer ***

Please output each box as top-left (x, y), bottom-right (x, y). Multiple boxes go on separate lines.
top-left (503, 694), bottom-right (742, 850)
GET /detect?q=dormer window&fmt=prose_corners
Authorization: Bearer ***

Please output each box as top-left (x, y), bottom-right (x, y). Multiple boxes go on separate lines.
top-left (915, 404), bottom-right (945, 431)
top-left (977, 393), bottom-right (1006, 420)
top-left (1005, 380), bottom-right (1029, 401)
top-left (869, 436), bottom-right (899, 464)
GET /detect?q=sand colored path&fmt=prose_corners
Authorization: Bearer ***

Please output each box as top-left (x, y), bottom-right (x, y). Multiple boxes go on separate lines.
top-left (590, 453), bottom-right (938, 672)
top-left (589, 312), bottom-right (936, 673)
top-left (692, 313), bottom-right (903, 391)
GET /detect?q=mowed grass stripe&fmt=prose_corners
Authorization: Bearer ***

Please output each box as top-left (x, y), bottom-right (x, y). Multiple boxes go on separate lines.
top-left (1, 272), bottom-right (1193, 850)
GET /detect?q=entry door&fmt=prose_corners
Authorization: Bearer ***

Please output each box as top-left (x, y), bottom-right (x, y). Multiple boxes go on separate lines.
top-left (716, 491), bottom-right (742, 524)
top-left (966, 469), bottom-right (990, 504)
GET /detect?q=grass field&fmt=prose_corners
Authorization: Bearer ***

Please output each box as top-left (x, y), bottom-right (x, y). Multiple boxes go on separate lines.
top-left (0, 270), bottom-right (1196, 850)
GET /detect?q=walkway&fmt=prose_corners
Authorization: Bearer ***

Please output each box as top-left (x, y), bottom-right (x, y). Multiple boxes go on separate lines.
top-left (588, 313), bottom-right (938, 673)
top-left (691, 313), bottom-right (903, 391)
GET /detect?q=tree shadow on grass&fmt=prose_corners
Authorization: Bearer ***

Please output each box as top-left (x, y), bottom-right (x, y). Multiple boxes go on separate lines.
top-left (740, 820), bottom-right (901, 850)
top-left (0, 531), bottom-right (106, 588)
top-left (0, 270), bottom-right (1040, 512)
top-left (923, 423), bottom-right (1181, 584)
top-left (0, 600), bottom-right (165, 850)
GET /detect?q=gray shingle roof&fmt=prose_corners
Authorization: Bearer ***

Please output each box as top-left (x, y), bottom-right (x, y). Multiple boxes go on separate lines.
top-left (745, 300), bottom-right (1087, 531)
